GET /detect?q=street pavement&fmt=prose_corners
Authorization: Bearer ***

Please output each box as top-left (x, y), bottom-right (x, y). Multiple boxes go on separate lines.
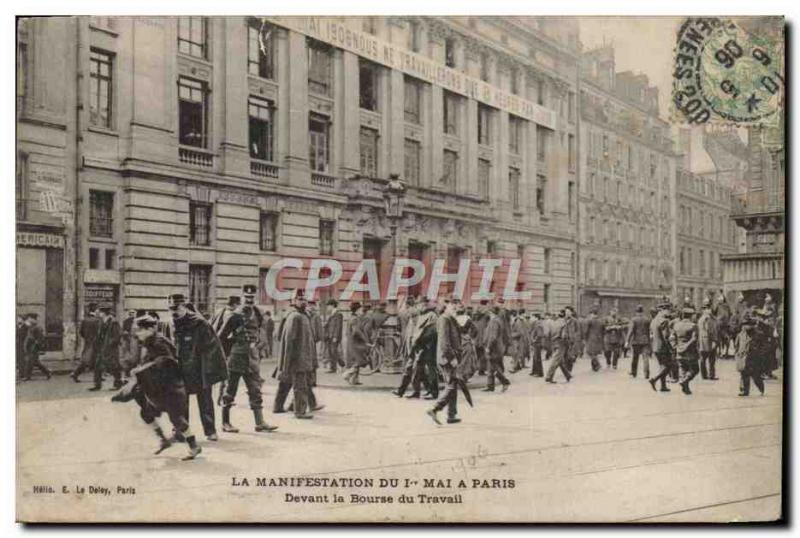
top-left (16, 355), bottom-right (782, 523)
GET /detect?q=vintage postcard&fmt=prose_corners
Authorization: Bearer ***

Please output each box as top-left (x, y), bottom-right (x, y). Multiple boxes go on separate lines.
top-left (15, 14), bottom-right (785, 523)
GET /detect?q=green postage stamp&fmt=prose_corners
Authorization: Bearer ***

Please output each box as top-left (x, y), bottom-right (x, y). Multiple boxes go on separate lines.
top-left (672, 17), bottom-right (784, 125)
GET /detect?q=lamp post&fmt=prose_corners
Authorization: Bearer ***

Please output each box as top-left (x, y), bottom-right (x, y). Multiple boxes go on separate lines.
top-left (383, 174), bottom-right (407, 261)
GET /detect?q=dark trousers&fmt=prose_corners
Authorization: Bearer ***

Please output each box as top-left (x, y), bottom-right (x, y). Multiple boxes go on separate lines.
top-left (273, 371), bottom-right (309, 417)
top-left (678, 356), bottom-right (699, 386)
top-left (185, 386), bottom-right (216, 436)
top-left (325, 340), bottom-right (342, 371)
top-left (136, 388), bottom-right (190, 433)
top-left (604, 344), bottom-right (621, 367)
top-left (587, 352), bottom-right (602, 372)
top-left (530, 344), bottom-right (544, 376)
top-left (93, 358), bottom-right (121, 388)
top-left (23, 353), bottom-right (51, 379)
top-left (476, 346), bottom-right (487, 373)
top-left (486, 353), bottom-right (510, 389)
top-left (630, 344), bottom-right (650, 378)
top-left (700, 349), bottom-right (717, 379)
top-left (740, 368), bottom-right (765, 395)
top-left (433, 366), bottom-right (458, 419)
top-left (650, 353), bottom-right (673, 389)
top-left (222, 370), bottom-right (263, 410)
top-left (545, 344), bottom-right (570, 381)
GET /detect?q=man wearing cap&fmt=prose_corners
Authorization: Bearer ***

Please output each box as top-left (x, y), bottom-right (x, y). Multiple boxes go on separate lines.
top-left (90, 306), bottom-right (123, 391)
top-left (545, 308), bottom-right (576, 384)
top-left (343, 302), bottom-right (369, 386)
top-left (602, 308), bottom-right (625, 370)
top-left (218, 292), bottom-right (278, 433)
top-left (648, 298), bottom-right (675, 392)
top-left (582, 307), bottom-right (605, 373)
top-left (427, 299), bottom-right (463, 425)
top-left (274, 289), bottom-right (315, 418)
top-left (211, 295), bottom-right (242, 354)
top-left (671, 306), bottom-right (699, 395)
top-left (71, 303), bottom-right (102, 383)
top-left (393, 299), bottom-right (423, 397)
top-left (715, 292), bottom-right (733, 358)
top-left (112, 314), bottom-right (202, 460)
top-left (307, 300), bottom-right (324, 362)
top-left (21, 313), bottom-right (51, 381)
top-left (260, 311), bottom-right (275, 360)
top-left (528, 312), bottom-right (545, 377)
top-left (473, 299), bottom-right (491, 376)
top-left (698, 298), bottom-right (719, 380)
top-left (323, 299), bottom-right (344, 373)
top-left (734, 313), bottom-right (765, 396)
top-left (482, 304), bottom-right (511, 392)
top-left (509, 309), bottom-right (530, 373)
top-left (626, 305), bottom-right (651, 379)
top-left (169, 293), bottom-right (228, 440)
top-left (406, 297), bottom-right (440, 399)
top-left (120, 309), bottom-right (138, 377)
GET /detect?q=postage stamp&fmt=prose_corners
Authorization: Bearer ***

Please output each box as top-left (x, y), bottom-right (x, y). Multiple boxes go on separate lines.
top-left (672, 17), bottom-right (784, 125)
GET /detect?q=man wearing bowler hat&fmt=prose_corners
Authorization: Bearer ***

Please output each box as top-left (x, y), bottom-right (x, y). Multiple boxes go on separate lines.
top-left (169, 293), bottom-right (228, 440)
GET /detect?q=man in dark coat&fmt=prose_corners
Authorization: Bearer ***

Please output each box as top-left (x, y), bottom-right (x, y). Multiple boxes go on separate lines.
top-left (71, 303), bottom-right (102, 383)
top-left (273, 289), bottom-right (315, 419)
top-left (21, 313), bottom-right (51, 380)
top-left (343, 302), bottom-right (369, 386)
top-left (603, 308), bottom-right (625, 369)
top-left (482, 305), bottom-right (510, 392)
top-left (112, 314), bottom-right (202, 460)
top-left (427, 300), bottom-right (463, 425)
top-left (323, 299), bottom-right (344, 373)
top-left (473, 299), bottom-right (491, 375)
top-left (528, 312), bottom-right (545, 377)
top-left (260, 311), bottom-right (275, 360)
top-left (698, 298), bottom-right (719, 380)
top-left (89, 306), bottom-right (123, 391)
top-left (735, 313), bottom-right (764, 396)
top-left (671, 307), bottom-right (699, 395)
top-left (509, 309), bottom-right (530, 373)
top-left (16, 315), bottom-right (28, 381)
top-left (626, 305), bottom-right (651, 379)
top-left (582, 307), bottom-right (605, 372)
top-left (545, 308), bottom-right (577, 384)
top-left (407, 299), bottom-right (440, 400)
top-left (648, 299), bottom-right (674, 392)
top-left (170, 293), bottom-right (228, 440)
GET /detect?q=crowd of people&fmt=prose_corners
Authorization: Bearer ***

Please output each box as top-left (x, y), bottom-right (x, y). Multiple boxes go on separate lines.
top-left (16, 286), bottom-right (783, 461)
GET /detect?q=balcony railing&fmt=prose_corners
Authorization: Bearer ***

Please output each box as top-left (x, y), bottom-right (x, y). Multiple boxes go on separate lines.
top-left (179, 147), bottom-right (214, 168)
top-left (721, 253), bottom-right (784, 284)
top-left (311, 173), bottom-right (336, 188)
top-left (251, 160), bottom-right (279, 179)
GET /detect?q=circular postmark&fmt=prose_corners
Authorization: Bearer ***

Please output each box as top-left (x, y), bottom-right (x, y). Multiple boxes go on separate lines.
top-left (673, 18), bottom-right (784, 124)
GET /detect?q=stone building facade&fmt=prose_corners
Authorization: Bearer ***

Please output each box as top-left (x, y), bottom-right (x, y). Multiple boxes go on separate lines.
top-left (576, 45), bottom-right (677, 316)
top-left (16, 16), bottom-right (583, 359)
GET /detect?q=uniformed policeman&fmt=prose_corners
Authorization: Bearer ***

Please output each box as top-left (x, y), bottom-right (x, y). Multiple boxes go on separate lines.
top-left (218, 286), bottom-right (278, 433)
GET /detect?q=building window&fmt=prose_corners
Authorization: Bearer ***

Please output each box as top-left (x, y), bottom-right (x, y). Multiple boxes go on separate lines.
top-left (308, 113), bottom-right (330, 173)
top-left (536, 175), bottom-right (546, 216)
top-left (510, 70), bottom-right (519, 95)
top-left (319, 219), bottom-right (335, 256)
top-left (543, 248), bottom-right (551, 274)
top-left (248, 19), bottom-right (274, 79)
top-left (248, 96), bottom-right (274, 161)
top-left (89, 49), bottom-right (113, 128)
top-left (509, 168), bottom-right (520, 211)
top-left (479, 53), bottom-right (489, 82)
top-left (188, 265), bottom-right (212, 317)
top-left (408, 20), bottom-right (420, 52)
top-left (260, 211), bottom-right (278, 251)
top-left (543, 283), bottom-right (550, 309)
top-left (445, 37), bottom-right (456, 68)
top-left (362, 17), bottom-right (376, 35)
top-left (16, 153), bottom-right (27, 220)
top-left (359, 59), bottom-right (379, 111)
top-left (404, 139), bottom-right (421, 186)
top-left (570, 252), bottom-right (575, 276)
top-left (477, 158), bottom-right (490, 200)
top-left (588, 216), bottom-right (596, 242)
top-left (359, 127), bottom-right (379, 177)
top-left (442, 150), bottom-right (458, 189)
top-left (178, 77), bottom-right (208, 148)
top-left (178, 17), bottom-right (207, 59)
top-left (508, 115), bottom-right (521, 154)
top-left (89, 247), bottom-right (99, 270)
top-left (568, 181), bottom-right (575, 222)
top-left (403, 76), bottom-right (422, 124)
top-left (487, 240), bottom-right (497, 256)
top-left (699, 249), bottom-right (705, 276)
top-left (536, 79), bottom-right (545, 106)
top-left (307, 39), bottom-right (332, 96)
top-left (536, 126), bottom-right (547, 162)
top-left (568, 134), bottom-right (576, 171)
top-left (568, 92), bottom-right (576, 122)
top-left (649, 153), bottom-right (657, 179)
top-left (602, 134), bottom-right (609, 156)
top-left (189, 201), bottom-right (212, 247)
top-left (17, 41), bottom-right (28, 108)
top-left (89, 190), bottom-right (114, 238)
top-left (443, 91), bottom-right (459, 135)
top-left (105, 248), bottom-right (116, 270)
top-left (478, 105), bottom-right (491, 145)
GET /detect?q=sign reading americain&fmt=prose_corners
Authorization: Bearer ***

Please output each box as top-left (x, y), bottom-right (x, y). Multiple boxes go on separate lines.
top-left (266, 16), bottom-right (559, 130)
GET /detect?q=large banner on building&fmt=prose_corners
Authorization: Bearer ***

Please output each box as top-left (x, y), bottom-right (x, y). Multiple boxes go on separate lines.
top-left (266, 16), bottom-right (559, 130)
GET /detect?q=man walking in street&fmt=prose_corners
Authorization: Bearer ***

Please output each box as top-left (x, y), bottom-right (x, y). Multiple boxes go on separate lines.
top-left (626, 305), bottom-right (651, 379)
top-left (343, 302), bottom-right (369, 386)
top-left (89, 305), bottom-right (123, 391)
top-left (735, 312), bottom-right (765, 396)
top-left (545, 308), bottom-right (577, 384)
top-left (21, 313), bottom-right (51, 381)
top-left (698, 298), bottom-right (719, 380)
top-left (273, 289), bottom-right (316, 419)
top-left (528, 312), bottom-right (545, 377)
top-left (482, 304), bottom-right (510, 392)
top-left (170, 293), bottom-right (228, 441)
top-left (427, 300), bottom-right (463, 425)
top-left (260, 311), bottom-right (275, 360)
top-left (323, 299), bottom-right (344, 373)
top-left (603, 308), bottom-right (625, 369)
top-left (648, 299), bottom-right (674, 393)
top-left (71, 303), bottom-right (102, 383)
top-left (582, 307), bottom-right (604, 373)
top-left (672, 306), bottom-right (699, 395)
top-left (509, 309), bottom-right (530, 373)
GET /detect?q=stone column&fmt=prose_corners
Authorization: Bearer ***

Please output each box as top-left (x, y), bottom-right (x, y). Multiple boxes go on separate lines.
top-left (388, 69), bottom-right (404, 178)
top-left (285, 31), bottom-right (309, 182)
